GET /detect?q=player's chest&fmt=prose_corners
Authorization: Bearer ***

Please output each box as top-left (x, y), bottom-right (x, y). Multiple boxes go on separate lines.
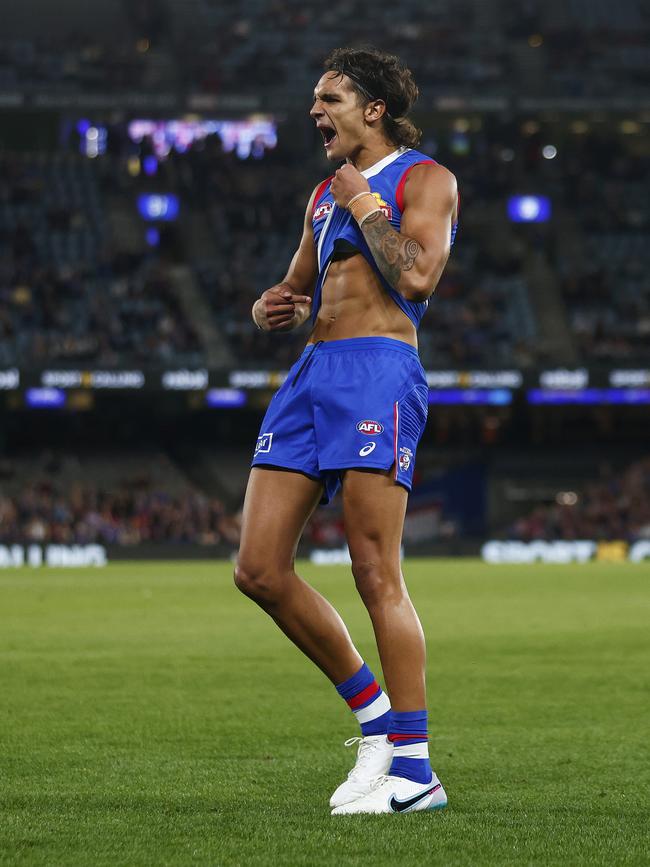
top-left (312, 179), bottom-right (401, 245)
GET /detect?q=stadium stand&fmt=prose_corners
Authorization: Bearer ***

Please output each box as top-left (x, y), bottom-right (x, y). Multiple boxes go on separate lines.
top-left (0, 152), bottom-right (204, 365)
top-left (503, 455), bottom-right (650, 542)
top-left (0, 449), bottom-right (240, 545)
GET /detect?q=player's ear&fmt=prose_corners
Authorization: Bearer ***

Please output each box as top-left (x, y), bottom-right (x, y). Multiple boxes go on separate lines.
top-left (364, 100), bottom-right (387, 123)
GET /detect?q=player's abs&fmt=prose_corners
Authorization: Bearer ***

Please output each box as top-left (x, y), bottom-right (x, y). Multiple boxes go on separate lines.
top-left (309, 254), bottom-right (417, 347)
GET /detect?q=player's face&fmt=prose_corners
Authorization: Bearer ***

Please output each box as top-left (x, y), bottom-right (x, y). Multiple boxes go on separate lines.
top-left (310, 72), bottom-right (367, 162)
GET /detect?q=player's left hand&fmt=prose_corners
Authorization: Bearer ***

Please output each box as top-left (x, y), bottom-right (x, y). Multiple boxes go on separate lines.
top-left (331, 164), bottom-right (371, 209)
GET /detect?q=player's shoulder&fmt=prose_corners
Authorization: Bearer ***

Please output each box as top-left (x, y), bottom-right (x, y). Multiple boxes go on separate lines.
top-left (406, 154), bottom-right (456, 187)
top-left (405, 161), bottom-right (457, 197)
top-left (397, 153), bottom-right (457, 210)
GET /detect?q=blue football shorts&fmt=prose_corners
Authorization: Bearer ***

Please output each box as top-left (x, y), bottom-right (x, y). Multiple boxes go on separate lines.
top-left (251, 337), bottom-right (429, 504)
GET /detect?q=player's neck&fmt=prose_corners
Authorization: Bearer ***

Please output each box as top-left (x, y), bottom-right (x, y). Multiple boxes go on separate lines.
top-left (347, 141), bottom-right (400, 173)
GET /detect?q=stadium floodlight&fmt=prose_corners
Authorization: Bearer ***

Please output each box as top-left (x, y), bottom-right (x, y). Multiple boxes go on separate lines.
top-left (137, 194), bottom-right (180, 221)
top-left (507, 195), bottom-right (551, 223)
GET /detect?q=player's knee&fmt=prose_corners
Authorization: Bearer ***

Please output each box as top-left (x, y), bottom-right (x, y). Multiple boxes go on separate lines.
top-left (233, 560), bottom-right (283, 605)
top-left (351, 558), bottom-right (403, 608)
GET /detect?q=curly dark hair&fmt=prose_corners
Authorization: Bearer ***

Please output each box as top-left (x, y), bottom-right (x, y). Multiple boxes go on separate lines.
top-left (323, 46), bottom-right (421, 149)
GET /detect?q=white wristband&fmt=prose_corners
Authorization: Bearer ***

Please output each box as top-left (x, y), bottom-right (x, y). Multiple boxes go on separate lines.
top-left (252, 300), bottom-right (264, 330)
top-left (347, 191), bottom-right (375, 209)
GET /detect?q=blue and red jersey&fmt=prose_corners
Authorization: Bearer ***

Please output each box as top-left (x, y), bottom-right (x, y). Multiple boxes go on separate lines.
top-left (310, 147), bottom-right (458, 329)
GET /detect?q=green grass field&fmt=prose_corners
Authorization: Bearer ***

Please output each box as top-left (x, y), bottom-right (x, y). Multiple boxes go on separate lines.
top-left (1, 560), bottom-right (649, 866)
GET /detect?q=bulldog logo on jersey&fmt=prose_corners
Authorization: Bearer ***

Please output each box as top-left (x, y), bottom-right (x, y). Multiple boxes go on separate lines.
top-left (371, 192), bottom-right (393, 220)
top-left (313, 202), bottom-right (333, 221)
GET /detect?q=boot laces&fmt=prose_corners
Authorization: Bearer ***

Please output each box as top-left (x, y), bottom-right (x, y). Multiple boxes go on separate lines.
top-left (343, 736), bottom-right (386, 782)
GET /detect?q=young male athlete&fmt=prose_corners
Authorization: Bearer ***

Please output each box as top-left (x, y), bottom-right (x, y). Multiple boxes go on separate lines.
top-left (235, 46), bottom-right (458, 815)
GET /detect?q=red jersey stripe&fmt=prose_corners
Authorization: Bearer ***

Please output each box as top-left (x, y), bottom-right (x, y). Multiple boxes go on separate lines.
top-left (395, 160), bottom-right (436, 212)
top-left (311, 176), bottom-right (334, 218)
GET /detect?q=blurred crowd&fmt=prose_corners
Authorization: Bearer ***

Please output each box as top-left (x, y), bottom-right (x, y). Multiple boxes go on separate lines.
top-left (507, 457), bottom-right (650, 542)
top-left (2, 0), bottom-right (647, 100)
top-left (0, 152), bottom-right (203, 365)
top-left (0, 117), bottom-right (647, 368)
top-left (555, 130), bottom-right (650, 361)
top-left (0, 480), bottom-right (241, 546)
top-left (0, 255), bottom-right (203, 366)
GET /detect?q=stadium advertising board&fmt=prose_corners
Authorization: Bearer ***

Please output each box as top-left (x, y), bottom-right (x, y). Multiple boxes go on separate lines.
top-left (482, 540), bottom-right (650, 564)
top-left (2, 367), bottom-right (650, 408)
top-left (0, 544), bottom-right (107, 568)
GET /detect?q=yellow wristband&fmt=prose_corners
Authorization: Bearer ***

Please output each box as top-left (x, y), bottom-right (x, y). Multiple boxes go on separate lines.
top-left (349, 193), bottom-right (380, 224)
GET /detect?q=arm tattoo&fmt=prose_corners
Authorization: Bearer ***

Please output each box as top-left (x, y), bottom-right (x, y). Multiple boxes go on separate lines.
top-left (360, 211), bottom-right (421, 289)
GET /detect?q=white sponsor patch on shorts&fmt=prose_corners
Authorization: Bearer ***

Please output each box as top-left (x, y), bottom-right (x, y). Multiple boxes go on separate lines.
top-left (254, 432), bottom-right (273, 455)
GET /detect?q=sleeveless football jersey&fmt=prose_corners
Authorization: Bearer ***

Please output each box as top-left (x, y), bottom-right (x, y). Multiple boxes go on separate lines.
top-left (310, 147), bottom-right (458, 328)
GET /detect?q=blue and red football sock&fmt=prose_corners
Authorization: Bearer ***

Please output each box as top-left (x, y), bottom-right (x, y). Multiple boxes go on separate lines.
top-left (388, 709), bottom-right (433, 784)
top-left (335, 662), bottom-right (391, 736)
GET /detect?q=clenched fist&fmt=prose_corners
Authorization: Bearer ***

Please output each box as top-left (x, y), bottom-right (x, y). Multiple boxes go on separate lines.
top-left (330, 164), bottom-right (370, 209)
top-left (253, 283), bottom-right (311, 332)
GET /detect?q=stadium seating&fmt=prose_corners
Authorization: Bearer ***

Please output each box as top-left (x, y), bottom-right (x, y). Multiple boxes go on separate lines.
top-left (0, 449), bottom-right (240, 545)
top-left (0, 152), bottom-right (204, 365)
top-left (502, 455), bottom-right (650, 543)
top-left (2, 0), bottom-right (647, 101)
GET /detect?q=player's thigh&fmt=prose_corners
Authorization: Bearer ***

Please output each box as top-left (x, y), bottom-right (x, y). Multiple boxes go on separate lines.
top-left (341, 468), bottom-right (408, 592)
top-left (239, 466), bottom-right (323, 574)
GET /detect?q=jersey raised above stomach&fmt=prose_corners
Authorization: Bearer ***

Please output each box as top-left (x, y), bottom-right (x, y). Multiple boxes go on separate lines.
top-left (310, 250), bottom-right (418, 346)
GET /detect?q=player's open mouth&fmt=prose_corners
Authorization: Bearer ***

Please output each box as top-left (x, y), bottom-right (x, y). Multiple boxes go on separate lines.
top-left (319, 125), bottom-right (338, 149)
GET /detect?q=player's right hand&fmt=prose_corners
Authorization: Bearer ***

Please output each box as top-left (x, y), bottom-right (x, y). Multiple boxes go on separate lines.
top-left (256, 285), bottom-right (312, 331)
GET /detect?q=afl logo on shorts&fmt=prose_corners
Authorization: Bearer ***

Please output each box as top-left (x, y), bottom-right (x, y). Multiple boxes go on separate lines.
top-left (357, 420), bottom-right (384, 435)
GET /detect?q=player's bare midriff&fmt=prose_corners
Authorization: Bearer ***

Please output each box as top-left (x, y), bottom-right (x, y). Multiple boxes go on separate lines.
top-left (308, 253), bottom-right (417, 347)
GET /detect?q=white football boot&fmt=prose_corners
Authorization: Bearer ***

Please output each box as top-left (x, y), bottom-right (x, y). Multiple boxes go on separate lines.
top-left (329, 736), bottom-right (394, 808)
top-left (331, 772), bottom-right (447, 815)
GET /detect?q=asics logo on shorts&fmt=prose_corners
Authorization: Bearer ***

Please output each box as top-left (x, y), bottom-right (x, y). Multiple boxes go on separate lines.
top-left (359, 442), bottom-right (376, 457)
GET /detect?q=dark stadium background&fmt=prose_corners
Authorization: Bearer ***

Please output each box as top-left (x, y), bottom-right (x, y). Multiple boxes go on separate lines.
top-left (0, 0), bottom-right (648, 565)
top-left (1, 4), bottom-right (650, 866)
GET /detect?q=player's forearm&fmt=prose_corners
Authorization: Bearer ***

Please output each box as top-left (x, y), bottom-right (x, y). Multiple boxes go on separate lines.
top-left (357, 211), bottom-right (433, 302)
